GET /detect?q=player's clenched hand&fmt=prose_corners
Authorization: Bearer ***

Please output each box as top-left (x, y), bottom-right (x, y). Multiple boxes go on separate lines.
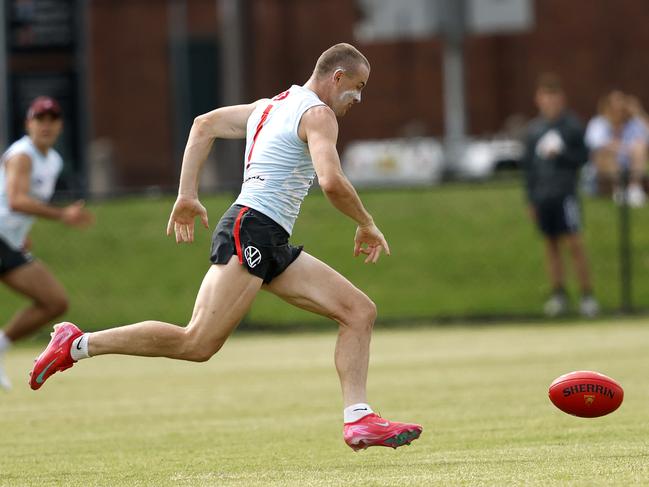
top-left (61, 200), bottom-right (94, 228)
top-left (353, 222), bottom-right (391, 264)
top-left (166, 196), bottom-right (209, 243)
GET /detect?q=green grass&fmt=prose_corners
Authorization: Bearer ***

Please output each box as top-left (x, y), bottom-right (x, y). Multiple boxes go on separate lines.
top-left (2, 182), bottom-right (649, 332)
top-left (2, 319), bottom-right (649, 486)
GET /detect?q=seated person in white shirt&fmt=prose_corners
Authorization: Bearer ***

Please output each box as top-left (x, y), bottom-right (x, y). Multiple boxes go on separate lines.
top-left (585, 90), bottom-right (649, 207)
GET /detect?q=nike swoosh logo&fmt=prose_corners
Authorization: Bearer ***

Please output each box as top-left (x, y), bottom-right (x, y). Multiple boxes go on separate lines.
top-left (353, 408), bottom-right (368, 412)
top-left (36, 359), bottom-right (57, 384)
top-left (374, 421), bottom-right (390, 427)
top-left (76, 338), bottom-right (82, 350)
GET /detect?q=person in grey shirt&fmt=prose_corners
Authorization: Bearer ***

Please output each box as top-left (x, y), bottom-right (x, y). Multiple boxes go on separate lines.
top-left (521, 74), bottom-right (599, 318)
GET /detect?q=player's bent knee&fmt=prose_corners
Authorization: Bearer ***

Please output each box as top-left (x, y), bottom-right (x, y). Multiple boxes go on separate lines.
top-left (179, 341), bottom-right (221, 362)
top-left (359, 298), bottom-right (377, 327)
top-left (44, 295), bottom-right (69, 318)
top-left (338, 296), bottom-right (377, 331)
top-left (183, 348), bottom-right (216, 363)
top-left (181, 329), bottom-right (226, 362)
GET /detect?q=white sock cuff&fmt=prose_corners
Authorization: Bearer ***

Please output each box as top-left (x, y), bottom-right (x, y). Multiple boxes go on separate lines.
top-left (344, 403), bottom-right (373, 423)
top-left (0, 332), bottom-right (12, 353)
top-left (70, 333), bottom-right (91, 361)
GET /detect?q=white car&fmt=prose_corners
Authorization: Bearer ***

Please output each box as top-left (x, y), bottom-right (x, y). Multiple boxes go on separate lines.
top-left (453, 138), bottom-right (525, 179)
top-left (341, 137), bottom-right (445, 187)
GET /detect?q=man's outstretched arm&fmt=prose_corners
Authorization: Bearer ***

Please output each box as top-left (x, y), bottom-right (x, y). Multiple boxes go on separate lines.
top-left (302, 105), bottom-right (390, 263)
top-left (168, 101), bottom-right (260, 243)
top-left (177, 102), bottom-right (260, 198)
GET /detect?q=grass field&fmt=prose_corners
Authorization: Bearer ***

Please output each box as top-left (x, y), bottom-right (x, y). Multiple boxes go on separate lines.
top-left (2, 182), bottom-right (649, 333)
top-left (2, 319), bottom-right (649, 486)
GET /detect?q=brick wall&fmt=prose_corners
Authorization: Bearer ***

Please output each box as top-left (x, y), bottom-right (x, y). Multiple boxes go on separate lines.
top-left (88, 0), bottom-right (649, 187)
top-left (246, 0), bottom-right (649, 143)
top-left (90, 0), bottom-right (175, 187)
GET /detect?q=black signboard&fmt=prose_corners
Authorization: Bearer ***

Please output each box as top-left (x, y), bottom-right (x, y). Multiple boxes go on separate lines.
top-left (4, 0), bottom-right (82, 194)
top-left (8, 0), bottom-right (75, 51)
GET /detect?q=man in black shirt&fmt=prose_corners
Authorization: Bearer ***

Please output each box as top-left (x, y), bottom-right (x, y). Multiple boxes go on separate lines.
top-left (521, 74), bottom-right (599, 317)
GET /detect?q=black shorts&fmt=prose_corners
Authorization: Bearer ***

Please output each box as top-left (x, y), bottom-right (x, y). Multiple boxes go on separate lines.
top-left (0, 237), bottom-right (33, 276)
top-left (534, 195), bottom-right (582, 237)
top-left (210, 205), bottom-right (303, 283)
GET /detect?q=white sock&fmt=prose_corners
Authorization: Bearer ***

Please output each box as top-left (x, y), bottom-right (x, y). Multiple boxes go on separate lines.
top-left (344, 403), bottom-right (374, 423)
top-left (0, 333), bottom-right (11, 390)
top-left (0, 332), bottom-right (12, 354)
top-left (70, 333), bottom-right (91, 361)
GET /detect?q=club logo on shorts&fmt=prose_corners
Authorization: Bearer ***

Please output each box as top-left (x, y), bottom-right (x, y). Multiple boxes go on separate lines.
top-left (244, 246), bottom-right (262, 268)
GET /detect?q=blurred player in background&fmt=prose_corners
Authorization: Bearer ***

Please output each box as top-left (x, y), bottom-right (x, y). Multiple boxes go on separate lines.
top-left (521, 74), bottom-right (599, 318)
top-left (0, 97), bottom-right (94, 390)
top-left (30, 44), bottom-right (422, 451)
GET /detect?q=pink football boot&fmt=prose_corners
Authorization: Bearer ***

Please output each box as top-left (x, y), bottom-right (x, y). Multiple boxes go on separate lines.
top-left (29, 322), bottom-right (83, 390)
top-left (344, 413), bottom-right (422, 451)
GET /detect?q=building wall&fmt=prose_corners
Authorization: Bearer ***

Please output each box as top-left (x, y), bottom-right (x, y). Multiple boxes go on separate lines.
top-left (88, 0), bottom-right (649, 188)
top-left (465, 0), bottom-right (649, 135)
top-left (90, 0), bottom-right (175, 188)
top-left (89, 0), bottom-right (217, 189)
top-left (246, 0), bottom-right (649, 143)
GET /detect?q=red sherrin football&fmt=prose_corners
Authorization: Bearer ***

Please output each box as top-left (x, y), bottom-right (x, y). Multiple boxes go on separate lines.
top-left (548, 370), bottom-right (623, 418)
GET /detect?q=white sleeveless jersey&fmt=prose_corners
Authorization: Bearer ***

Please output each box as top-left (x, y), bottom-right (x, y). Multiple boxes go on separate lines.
top-left (0, 136), bottom-right (63, 249)
top-left (234, 84), bottom-right (326, 235)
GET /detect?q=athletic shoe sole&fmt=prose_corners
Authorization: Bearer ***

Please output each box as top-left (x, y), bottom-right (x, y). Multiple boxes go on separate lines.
top-left (349, 426), bottom-right (423, 451)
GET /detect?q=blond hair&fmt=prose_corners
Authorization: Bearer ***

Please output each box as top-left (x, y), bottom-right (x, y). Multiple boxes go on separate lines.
top-left (314, 43), bottom-right (370, 78)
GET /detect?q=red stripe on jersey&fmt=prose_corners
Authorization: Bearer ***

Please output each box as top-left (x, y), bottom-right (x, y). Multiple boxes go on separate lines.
top-left (233, 206), bottom-right (249, 264)
top-left (246, 104), bottom-right (273, 167)
top-left (272, 89), bottom-right (290, 101)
